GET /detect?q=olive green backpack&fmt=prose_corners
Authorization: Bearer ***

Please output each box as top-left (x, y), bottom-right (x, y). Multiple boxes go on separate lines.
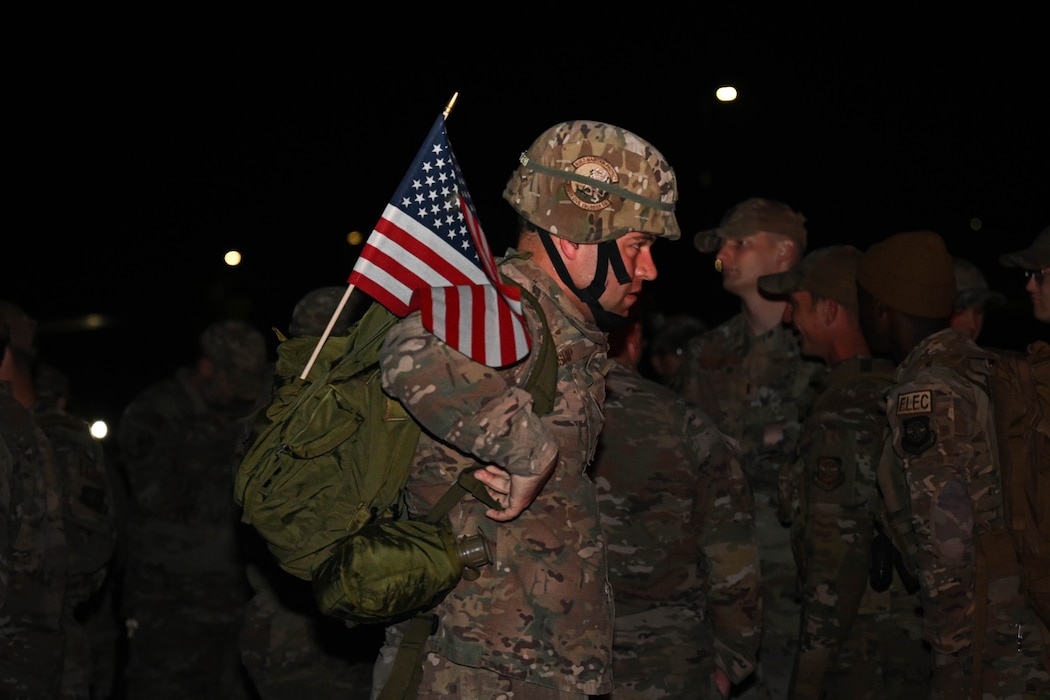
top-left (233, 286), bottom-right (556, 698)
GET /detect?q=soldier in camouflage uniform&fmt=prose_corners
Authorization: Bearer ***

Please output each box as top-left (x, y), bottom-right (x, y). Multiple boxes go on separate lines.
top-left (1000, 225), bottom-right (1050, 324)
top-left (757, 248), bottom-right (929, 699)
top-left (347, 120), bottom-right (681, 699)
top-left (858, 231), bottom-right (1049, 698)
top-left (948, 257), bottom-right (1004, 343)
top-left (590, 309), bottom-right (761, 699)
top-left (0, 301), bottom-right (126, 700)
top-left (0, 307), bottom-right (68, 699)
top-left (671, 198), bottom-right (826, 700)
top-left (118, 319), bottom-right (271, 699)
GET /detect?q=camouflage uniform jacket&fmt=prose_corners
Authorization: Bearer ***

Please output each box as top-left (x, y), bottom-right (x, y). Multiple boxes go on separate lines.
top-left (787, 355), bottom-right (924, 698)
top-left (117, 368), bottom-right (251, 610)
top-left (885, 327), bottom-right (1045, 698)
top-left (671, 314), bottom-right (826, 502)
top-left (378, 252), bottom-right (614, 695)
top-left (591, 361), bottom-right (761, 687)
top-left (0, 382), bottom-right (67, 699)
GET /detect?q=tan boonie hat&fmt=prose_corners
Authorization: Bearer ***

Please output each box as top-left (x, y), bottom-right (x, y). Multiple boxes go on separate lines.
top-left (0, 301), bottom-right (38, 356)
top-left (758, 245), bottom-right (863, 310)
top-left (952, 258), bottom-right (1005, 310)
top-left (200, 319), bottom-right (269, 401)
top-left (502, 120), bottom-right (680, 243)
top-left (694, 197), bottom-right (808, 254)
top-left (856, 231), bottom-right (955, 319)
top-left (999, 226), bottom-right (1050, 270)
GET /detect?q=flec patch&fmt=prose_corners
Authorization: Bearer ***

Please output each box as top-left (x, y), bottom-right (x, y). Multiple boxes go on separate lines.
top-left (896, 390), bottom-right (932, 415)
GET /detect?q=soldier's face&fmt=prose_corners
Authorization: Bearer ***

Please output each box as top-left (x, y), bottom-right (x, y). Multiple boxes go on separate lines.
top-left (574, 232), bottom-right (658, 320)
top-left (857, 285), bottom-right (892, 357)
top-left (783, 290), bottom-right (825, 360)
top-left (717, 232), bottom-right (788, 297)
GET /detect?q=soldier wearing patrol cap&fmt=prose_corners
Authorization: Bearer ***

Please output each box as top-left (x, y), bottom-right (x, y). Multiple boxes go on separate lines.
top-left (1000, 225), bottom-right (1050, 324)
top-left (857, 231), bottom-right (1048, 699)
top-left (949, 257), bottom-right (1005, 342)
top-left (363, 120), bottom-right (680, 698)
top-left (758, 248), bottom-right (929, 699)
top-left (672, 197), bottom-right (826, 700)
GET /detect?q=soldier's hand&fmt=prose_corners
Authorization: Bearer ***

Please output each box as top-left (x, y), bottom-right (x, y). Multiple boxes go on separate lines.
top-left (474, 455), bottom-right (556, 522)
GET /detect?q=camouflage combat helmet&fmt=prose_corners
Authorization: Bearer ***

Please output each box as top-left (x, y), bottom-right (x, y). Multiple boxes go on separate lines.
top-left (503, 120), bottom-right (680, 243)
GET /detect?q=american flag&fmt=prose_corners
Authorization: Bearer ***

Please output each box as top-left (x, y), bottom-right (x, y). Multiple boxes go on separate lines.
top-left (348, 113), bottom-right (531, 367)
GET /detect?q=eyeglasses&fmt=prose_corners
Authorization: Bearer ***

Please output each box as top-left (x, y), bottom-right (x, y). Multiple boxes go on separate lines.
top-left (1023, 268), bottom-right (1049, 286)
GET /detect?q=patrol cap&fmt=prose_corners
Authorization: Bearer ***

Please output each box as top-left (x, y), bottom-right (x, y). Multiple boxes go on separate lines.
top-left (694, 197), bottom-right (808, 254)
top-left (0, 301), bottom-right (38, 356)
top-left (952, 258), bottom-right (1005, 310)
top-left (502, 120), bottom-right (680, 243)
top-left (758, 245), bottom-right (863, 310)
top-left (289, 286), bottom-right (368, 337)
top-left (856, 231), bottom-right (955, 319)
top-left (199, 319), bottom-right (269, 401)
top-left (999, 226), bottom-right (1050, 270)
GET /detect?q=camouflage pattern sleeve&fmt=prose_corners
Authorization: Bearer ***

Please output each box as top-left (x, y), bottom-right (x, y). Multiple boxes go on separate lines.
top-left (888, 366), bottom-right (989, 696)
top-left (379, 310), bottom-right (558, 478)
top-left (697, 422), bottom-right (762, 684)
top-left (791, 365), bottom-right (890, 699)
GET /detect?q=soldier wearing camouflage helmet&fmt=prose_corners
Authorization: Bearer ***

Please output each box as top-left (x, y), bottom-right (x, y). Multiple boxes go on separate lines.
top-left (365, 120), bottom-right (680, 698)
top-left (118, 318), bottom-right (270, 699)
top-left (858, 231), bottom-right (1048, 698)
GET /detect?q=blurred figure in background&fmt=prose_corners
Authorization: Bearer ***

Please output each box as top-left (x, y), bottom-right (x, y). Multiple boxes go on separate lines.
top-left (593, 308), bottom-right (760, 699)
top-left (1000, 225), bottom-right (1050, 325)
top-left (118, 319), bottom-right (270, 699)
top-left (948, 257), bottom-right (1004, 342)
top-left (0, 303), bottom-right (67, 699)
top-left (643, 311), bottom-right (707, 385)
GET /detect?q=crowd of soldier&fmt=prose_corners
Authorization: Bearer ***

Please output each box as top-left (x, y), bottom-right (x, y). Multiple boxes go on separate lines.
top-left (2, 116), bottom-right (1047, 700)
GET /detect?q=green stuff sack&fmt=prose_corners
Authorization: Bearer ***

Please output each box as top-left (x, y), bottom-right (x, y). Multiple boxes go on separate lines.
top-left (234, 301), bottom-right (421, 581)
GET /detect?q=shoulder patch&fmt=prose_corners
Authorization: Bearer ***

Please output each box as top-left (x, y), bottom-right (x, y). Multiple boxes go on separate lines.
top-left (902, 416), bottom-right (936, 456)
top-left (812, 456), bottom-right (844, 491)
top-left (896, 390), bottom-right (932, 416)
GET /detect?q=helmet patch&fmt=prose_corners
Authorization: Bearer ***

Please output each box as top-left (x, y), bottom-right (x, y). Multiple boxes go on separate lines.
top-left (565, 156), bottom-right (618, 212)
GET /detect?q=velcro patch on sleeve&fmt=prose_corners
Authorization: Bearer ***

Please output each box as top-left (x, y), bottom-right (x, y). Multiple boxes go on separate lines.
top-left (896, 390), bottom-right (933, 416)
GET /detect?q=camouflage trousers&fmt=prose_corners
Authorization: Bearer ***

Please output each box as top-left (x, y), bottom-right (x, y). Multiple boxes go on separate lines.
top-left (603, 606), bottom-right (721, 699)
top-left (372, 622), bottom-right (601, 699)
top-left (732, 501), bottom-right (797, 700)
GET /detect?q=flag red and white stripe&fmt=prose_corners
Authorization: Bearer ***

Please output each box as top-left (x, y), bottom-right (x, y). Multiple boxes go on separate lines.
top-left (348, 113), bottom-right (530, 367)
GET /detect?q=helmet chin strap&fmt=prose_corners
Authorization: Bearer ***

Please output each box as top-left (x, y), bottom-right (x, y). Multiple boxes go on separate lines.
top-left (538, 230), bottom-right (631, 332)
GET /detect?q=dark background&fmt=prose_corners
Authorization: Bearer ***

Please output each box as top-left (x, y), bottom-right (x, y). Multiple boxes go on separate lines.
top-left (7, 9), bottom-right (1049, 432)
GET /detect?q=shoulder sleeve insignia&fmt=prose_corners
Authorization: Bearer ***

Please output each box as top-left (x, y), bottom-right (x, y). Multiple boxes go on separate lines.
top-left (902, 416), bottom-right (936, 455)
top-left (812, 456), bottom-right (844, 491)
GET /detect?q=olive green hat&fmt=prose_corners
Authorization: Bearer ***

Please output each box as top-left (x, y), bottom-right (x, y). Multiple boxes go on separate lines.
top-left (502, 120), bottom-right (680, 243)
top-left (759, 245), bottom-right (862, 310)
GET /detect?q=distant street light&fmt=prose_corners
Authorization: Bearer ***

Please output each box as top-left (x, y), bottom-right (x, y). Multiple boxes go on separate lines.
top-left (716, 85), bottom-right (738, 102)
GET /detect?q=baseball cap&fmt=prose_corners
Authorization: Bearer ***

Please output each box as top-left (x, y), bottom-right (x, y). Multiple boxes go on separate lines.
top-left (856, 231), bottom-right (955, 319)
top-left (199, 319), bottom-right (269, 401)
top-left (999, 226), bottom-right (1050, 270)
top-left (694, 197), bottom-right (808, 254)
top-left (758, 245), bottom-right (863, 309)
top-left (0, 301), bottom-right (38, 356)
top-left (953, 258), bottom-right (1005, 310)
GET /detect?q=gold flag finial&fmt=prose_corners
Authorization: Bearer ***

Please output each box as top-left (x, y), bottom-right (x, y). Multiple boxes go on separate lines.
top-left (443, 92), bottom-right (459, 118)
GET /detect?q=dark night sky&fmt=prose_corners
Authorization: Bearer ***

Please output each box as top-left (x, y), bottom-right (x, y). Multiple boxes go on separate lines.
top-left (8, 9), bottom-right (1049, 427)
